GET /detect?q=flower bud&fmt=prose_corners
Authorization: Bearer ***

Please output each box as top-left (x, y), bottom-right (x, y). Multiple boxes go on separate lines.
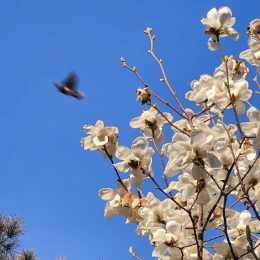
top-left (136, 87), bottom-right (151, 104)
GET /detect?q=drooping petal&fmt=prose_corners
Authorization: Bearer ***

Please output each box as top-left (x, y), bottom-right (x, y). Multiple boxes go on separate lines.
top-left (247, 107), bottom-right (260, 123)
top-left (130, 169), bottom-right (144, 187)
top-left (207, 37), bottom-right (218, 51)
top-left (208, 152), bottom-right (222, 170)
top-left (235, 100), bottom-right (245, 115)
top-left (152, 243), bottom-right (168, 257)
top-left (116, 179), bottom-right (131, 196)
top-left (168, 247), bottom-right (181, 259)
top-left (156, 112), bottom-right (174, 125)
top-left (212, 242), bottom-right (229, 254)
top-left (130, 116), bottom-right (145, 129)
top-left (104, 202), bottom-right (114, 220)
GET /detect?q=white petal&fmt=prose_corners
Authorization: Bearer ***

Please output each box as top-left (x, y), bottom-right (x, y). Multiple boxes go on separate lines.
top-left (248, 37), bottom-right (260, 51)
top-left (130, 116), bottom-right (144, 129)
top-left (83, 125), bottom-right (95, 135)
top-left (93, 135), bottom-right (108, 146)
top-left (207, 37), bottom-right (218, 51)
top-left (154, 128), bottom-right (165, 146)
top-left (239, 49), bottom-right (254, 61)
top-left (191, 164), bottom-right (208, 180)
top-left (110, 194), bottom-right (121, 207)
top-left (113, 161), bottom-right (130, 172)
top-left (131, 136), bottom-right (149, 159)
top-left (213, 242), bottom-right (229, 254)
top-left (218, 6), bottom-right (232, 26)
top-left (168, 247), bottom-right (181, 258)
top-left (166, 220), bottom-right (181, 234)
top-left (253, 132), bottom-right (260, 150)
top-left (235, 100), bottom-right (245, 115)
top-left (197, 189), bottom-right (210, 205)
top-left (152, 243), bottom-right (168, 257)
top-left (208, 152), bottom-right (222, 170)
top-left (171, 141), bottom-right (192, 154)
top-left (130, 169), bottom-right (144, 187)
top-left (104, 202), bottom-right (114, 219)
top-left (247, 107), bottom-right (260, 123)
top-left (190, 130), bottom-right (207, 150)
top-left (80, 136), bottom-right (94, 150)
top-left (115, 146), bottom-right (132, 160)
top-left (157, 112), bottom-right (174, 125)
top-left (99, 188), bottom-right (116, 200)
top-left (116, 179), bottom-right (131, 196)
top-left (240, 210), bottom-right (251, 225)
top-left (225, 27), bottom-right (239, 40)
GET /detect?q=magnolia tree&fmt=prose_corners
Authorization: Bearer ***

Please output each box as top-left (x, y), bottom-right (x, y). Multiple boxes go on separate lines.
top-left (81, 6), bottom-right (260, 260)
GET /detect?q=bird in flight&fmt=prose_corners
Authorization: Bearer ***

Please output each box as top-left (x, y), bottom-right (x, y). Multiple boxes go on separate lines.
top-left (53, 73), bottom-right (84, 99)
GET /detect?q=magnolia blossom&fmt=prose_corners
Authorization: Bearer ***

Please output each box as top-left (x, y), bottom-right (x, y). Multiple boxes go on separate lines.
top-left (130, 106), bottom-right (173, 145)
top-left (201, 6), bottom-right (239, 51)
top-left (99, 179), bottom-right (148, 223)
top-left (113, 136), bottom-right (154, 187)
top-left (227, 210), bottom-right (260, 238)
top-left (214, 79), bottom-right (252, 115)
top-left (215, 55), bottom-right (249, 80)
top-left (164, 130), bottom-right (222, 179)
top-left (80, 120), bottom-right (119, 158)
top-left (151, 221), bottom-right (194, 258)
top-left (240, 37), bottom-right (260, 74)
top-left (246, 19), bottom-right (260, 40)
top-left (241, 106), bottom-right (260, 150)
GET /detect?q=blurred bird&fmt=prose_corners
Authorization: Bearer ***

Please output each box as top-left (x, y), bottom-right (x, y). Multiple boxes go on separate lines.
top-left (53, 73), bottom-right (84, 99)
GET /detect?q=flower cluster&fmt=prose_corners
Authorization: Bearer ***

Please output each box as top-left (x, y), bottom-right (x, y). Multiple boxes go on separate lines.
top-left (80, 6), bottom-right (260, 260)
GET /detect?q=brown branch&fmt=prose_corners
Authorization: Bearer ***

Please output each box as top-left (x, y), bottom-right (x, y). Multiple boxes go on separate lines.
top-left (197, 205), bottom-right (204, 260)
top-left (148, 103), bottom-right (190, 137)
top-left (103, 145), bottom-right (128, 191)
top-left (203, 102), bottom-right (231, 123)
top-left (146, 30), bottom-right (189, 118)
top-left (216, 41), bottom-right (244, 138)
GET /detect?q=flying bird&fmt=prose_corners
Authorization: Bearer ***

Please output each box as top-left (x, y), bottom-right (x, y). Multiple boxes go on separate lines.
top-left (53, 73), bottom-right (84, 99)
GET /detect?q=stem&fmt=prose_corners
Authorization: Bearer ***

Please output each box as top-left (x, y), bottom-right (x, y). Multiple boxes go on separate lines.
top-left (216, 41), bottom-right (244, 138)
top-left (197, 205), bottom-right (204, 260)
top-left (147, 31), bottom-right (189, 117)
top-left (103, 145), bottom-right (128, 191)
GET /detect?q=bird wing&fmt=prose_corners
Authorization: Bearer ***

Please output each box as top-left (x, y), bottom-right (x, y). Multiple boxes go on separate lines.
top-left (64, 73), bottom-right (76, 90)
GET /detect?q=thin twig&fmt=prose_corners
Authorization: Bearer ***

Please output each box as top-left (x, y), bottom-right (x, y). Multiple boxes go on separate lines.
top-left (103, 145), bottom-right (128, 191)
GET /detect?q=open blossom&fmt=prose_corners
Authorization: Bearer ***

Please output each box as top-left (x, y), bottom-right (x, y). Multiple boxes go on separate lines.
top-left (99, 179), bottom-right (148, 223)
top-left (240, 37), bottom-right (260, 74)
top-left (214, 79), bottom-right (252, 115)
top-left (130, 106), bottom-right (173, 145)
top-left (215, 55), bottom-right (249, 80)
top-left (164, 130), bottom-right (222, 179)
top-left (246, 19), bottom-right (260, 40)
top-left (80, 120), bottom-right (119, 158)
top-left (113, 136), bottom-right (154, 187)
top-left (201, 6), bottom-right (239, 51)
top-left (241, 106), bottom-right (260, 150)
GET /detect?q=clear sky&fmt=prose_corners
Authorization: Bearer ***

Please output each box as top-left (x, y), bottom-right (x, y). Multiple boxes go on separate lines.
top-left (1, 0), bottom-right (260, 259)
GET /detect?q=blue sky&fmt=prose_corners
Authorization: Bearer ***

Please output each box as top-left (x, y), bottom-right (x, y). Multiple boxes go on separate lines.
top-left (1, 0), bottom-right (260, 259)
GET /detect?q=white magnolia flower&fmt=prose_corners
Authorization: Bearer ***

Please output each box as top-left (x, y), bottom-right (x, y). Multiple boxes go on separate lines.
top-left (241, 106), bottom-right (260, 150)
top-left (113, 136), bottom-right (154, 187)
top-left (178, 172), bottom-right (218, 205)
top-left (215, 55), bottom-right (249, 81)
top-left (80, 120), bottom-right (119, 158)
top-left (151, 221), bottom-right (193, 258)
top-left (99, 179), bottom-right (148, 223)
top-left (130, 106), bottom-right (173, 145)
top-left (240, 38), bottom-right (260, 74)
top-left (186, 71), bottom-right (225, 109)
top-left (201, 7), bottom-right (239, 51)
top-left (165, 130), bottom-right (222, 179)
top-left (137, 192), bottom-right (177, 236)
top-left (214, 79), bottom-right (252, 115)
top-left (227, 210), bottom-right (260, 238)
